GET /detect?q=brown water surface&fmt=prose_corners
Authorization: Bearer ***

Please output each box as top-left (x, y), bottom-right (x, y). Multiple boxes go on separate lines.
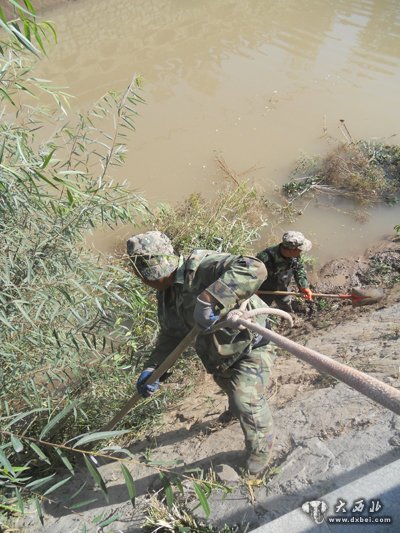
top-left (37, 0), bottom-right (400, 264)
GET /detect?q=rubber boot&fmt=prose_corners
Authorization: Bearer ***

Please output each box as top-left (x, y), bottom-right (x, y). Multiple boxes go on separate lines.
top-left (217, 409), bottom-right (237, 425)
top-left (246, 433), bottom-right (276, 477)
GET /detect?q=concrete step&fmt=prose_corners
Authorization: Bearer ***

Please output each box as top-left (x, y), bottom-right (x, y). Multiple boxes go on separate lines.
top-left (251, 458), bottom-right (400, 532)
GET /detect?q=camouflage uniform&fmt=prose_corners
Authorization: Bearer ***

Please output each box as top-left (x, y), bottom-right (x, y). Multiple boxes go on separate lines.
top-left (145, 249), bottom-right (276, 462)
top-left (256, 244), bottom-right (309, 311)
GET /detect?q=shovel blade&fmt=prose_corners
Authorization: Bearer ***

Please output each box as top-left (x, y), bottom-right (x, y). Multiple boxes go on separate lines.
top-left (351, 287), bottom-right (385, 307)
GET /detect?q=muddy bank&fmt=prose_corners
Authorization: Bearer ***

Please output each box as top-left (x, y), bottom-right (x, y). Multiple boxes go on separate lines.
top-left (12, 235), bottom-right (400, 532)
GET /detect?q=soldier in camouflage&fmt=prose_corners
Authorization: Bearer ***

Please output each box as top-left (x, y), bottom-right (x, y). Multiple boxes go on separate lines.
top-left (256, 231), bottom-right (313, 312)
top-left (127, 230), bottom-right (276, 477)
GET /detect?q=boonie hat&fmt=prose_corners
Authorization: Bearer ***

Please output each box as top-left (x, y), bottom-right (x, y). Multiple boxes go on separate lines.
top-left (281, 231), bottom-right (312, 252)
top-left (127, 231), bottom-right (179, 281)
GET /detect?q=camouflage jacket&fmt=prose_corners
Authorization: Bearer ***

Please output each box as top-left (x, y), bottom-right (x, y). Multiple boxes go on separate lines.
top-left (256, 244), bottom-right (309, 291)
top-left (149, 250), bottom-right (269, 373)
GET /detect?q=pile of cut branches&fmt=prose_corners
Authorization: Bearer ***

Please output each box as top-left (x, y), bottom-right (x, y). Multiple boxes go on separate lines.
top-left (283, 140), bottom-right (400, 206)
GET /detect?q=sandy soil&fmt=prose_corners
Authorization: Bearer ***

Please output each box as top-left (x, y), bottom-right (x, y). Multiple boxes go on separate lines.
top-left (11, 235), bottom-right (400, 532)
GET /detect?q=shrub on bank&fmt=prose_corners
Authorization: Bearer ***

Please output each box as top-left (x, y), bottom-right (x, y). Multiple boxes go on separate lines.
top-left (149, 180), bottom-right (268, 256)
top-left (0, 0), bottom-right (161, 521)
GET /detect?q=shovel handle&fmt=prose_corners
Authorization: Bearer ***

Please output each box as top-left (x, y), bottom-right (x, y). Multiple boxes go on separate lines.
top-left (101, 326), bottom-right (200, 431)
top-left (257, 290), bottom-right (351, 299)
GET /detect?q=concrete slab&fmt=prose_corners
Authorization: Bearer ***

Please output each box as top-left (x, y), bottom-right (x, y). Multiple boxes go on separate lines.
top-left (251, 458), bottom-right (400, 532)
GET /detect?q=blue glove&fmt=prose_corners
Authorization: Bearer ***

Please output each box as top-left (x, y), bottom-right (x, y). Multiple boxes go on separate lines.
top-left (193, 296), bottom-right (218, 330)
top-left (136, 367), bottom-right (160, 398)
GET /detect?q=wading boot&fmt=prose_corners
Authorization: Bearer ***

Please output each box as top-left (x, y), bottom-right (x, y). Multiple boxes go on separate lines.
top-left (217, 409), bottom-right (237, 426)
top-left (246, 433), bottom-right (276, 477)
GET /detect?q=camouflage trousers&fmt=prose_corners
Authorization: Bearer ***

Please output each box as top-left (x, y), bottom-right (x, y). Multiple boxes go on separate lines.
top-left (213, 344), bottom-right (276, 456)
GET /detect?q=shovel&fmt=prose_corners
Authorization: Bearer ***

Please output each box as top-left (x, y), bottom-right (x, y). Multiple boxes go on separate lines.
top-left (101, 326), bottom-right (200, 432)
top-left (257, 287), bottom-right (384, 307)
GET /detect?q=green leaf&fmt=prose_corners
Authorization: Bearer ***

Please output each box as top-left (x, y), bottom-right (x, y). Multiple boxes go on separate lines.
top-left (0, 502), bottom-right (19, 513)
top-left (66, 188), bottom-right (75, 205)
top-left (69, 332), bottom-right (81, 352)
top-left (13, 301), bottom-right (36, 328)
top-left (6, 408), bottom-right (48, 428)
top-left (0, 88), bottom-right (15, 106)
top-left (0, 450), bottom-right (15, 476)
top-left (23, 19), bottom-right (31, 41)
top-left (9, 22), bottom-right (40, 56)
top-left (68, 480), bottom-right (87, 502)
top-left (23, 0), bottom-right (36, 14)
top-left (29, 443), bottom-right (50, 465)
top-left (56, 287), bottom-right (73, 303)
top-left (52, 328), bottom-right (61, 347)
top-left (26, 473), bottom-right (55, 490)
top-left (9, 0), bottom-right (36, 17)
top-left (41, 21), bottom-right (57, 43)
top-left (34, 169), bottom-right (59, 189)
top-left (15, 488), bottom-right (25, 513)
top-left (193, 482), bottom-right (210, 518)
top-left (95, 298), bottom-right (105, 315)
top-left (33, 299), bottom-right (46, 321)
top-left (97, 514), bottom-right (120, 528)
top-left (0, 7), bottom-right (7, 23)
top-left (160, 472), bottom-right (174, 509)
top-left (83, 455), bottom-right (109, 504)
top-left (11, 435), bottom-right (24, 453)
top-left (173, 475), bottom-right (184, 494)
top-left (69, 498), bottom-right (98, 510)
top-left (40, 148), bottom-right (56, 169)
top-left (120, 464), bottom-right (136, 507)
top-left (79, 332), bottom-right (91, 349)
top-left (34, 496), bottom-right (44, 525)
top-left (39, 401), bottom-right (77, 439)
top-left (0, 138), bottom-right (5, 164)
top-left (32, 24), bottom-right (46, 55)
top-left (0, 311), bottom-right (16, 330)
top-left (72, 430), bottom-right (129, 449)
top-left (92, 513), bottom-right (105, 524)
top-left (98, 446), bottom-right (135, 459)
top-left (43, 476), bottom-right (72, 496)
top-left (55, 448), bottom-right (75, 475)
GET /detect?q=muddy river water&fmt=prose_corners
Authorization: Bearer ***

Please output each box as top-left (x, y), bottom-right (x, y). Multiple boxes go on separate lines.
top-left (36, 0), bottom-right (400, 264)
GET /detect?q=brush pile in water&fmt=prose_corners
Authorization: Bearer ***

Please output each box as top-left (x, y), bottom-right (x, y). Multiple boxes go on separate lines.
top-left (283, 140), bottom-right (400, 206)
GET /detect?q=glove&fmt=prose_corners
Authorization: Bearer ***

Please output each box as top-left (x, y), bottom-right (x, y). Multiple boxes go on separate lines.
top-left (300, 287), bottom-right (313, 301)
top-left (193, 296), bottom-right (218, 330)
top-left (136, 367), bottom-right (160, 398)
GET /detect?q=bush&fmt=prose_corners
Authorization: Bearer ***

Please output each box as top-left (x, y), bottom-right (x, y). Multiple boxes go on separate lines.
top-left (283, 139), bottom-right (400, 206)
top-left (148, 180), bottom-right (268, 256)
top-left (0, 0), bottom-right (162, 520)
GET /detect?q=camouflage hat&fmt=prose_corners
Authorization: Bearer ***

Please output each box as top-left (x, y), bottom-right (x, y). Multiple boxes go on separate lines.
top-left (127, 231), bottom-right (179, 281)
top-left (281, 231), bottom-right (312, 252)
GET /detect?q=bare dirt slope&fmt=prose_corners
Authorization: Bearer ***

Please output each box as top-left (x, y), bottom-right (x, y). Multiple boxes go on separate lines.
top-left (13, 237), bottom-right (400, 532)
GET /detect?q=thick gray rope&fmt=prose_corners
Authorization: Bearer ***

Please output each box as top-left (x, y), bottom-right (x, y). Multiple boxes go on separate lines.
top-left (224, 308), bottom-right (400, 416)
